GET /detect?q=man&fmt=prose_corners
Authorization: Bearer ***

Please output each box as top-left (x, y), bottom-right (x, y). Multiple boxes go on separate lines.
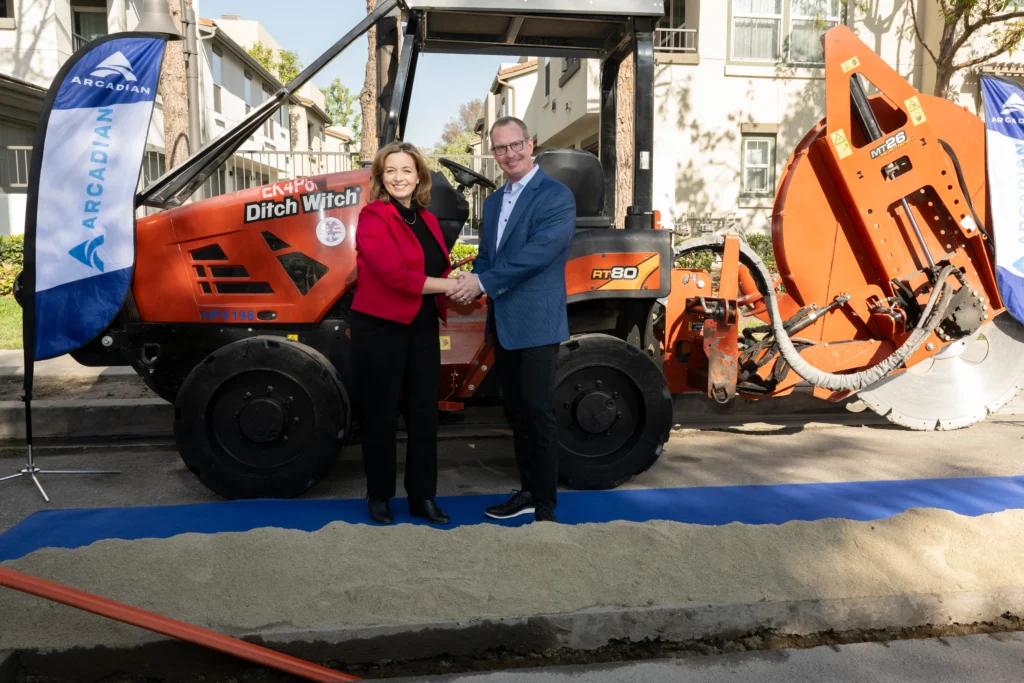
top-left (448, 116), bottom-right (576, 523)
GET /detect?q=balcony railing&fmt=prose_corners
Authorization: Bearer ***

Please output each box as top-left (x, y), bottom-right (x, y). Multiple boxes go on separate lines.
top-left (655, 27), bottom-right (698, 53)
top-left (12, 145), bottom-right (490, 243)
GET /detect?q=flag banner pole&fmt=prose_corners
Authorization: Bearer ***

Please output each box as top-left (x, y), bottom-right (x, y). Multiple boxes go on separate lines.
top-left (4, 31), bottom-right (172, 502)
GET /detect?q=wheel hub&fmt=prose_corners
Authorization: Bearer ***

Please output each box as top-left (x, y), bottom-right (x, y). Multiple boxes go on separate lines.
top-left (554, 367), bottom-right (641, 459)
top-left (575, 392), bottom-right (618, 434)
top-left (206, 369), bottom-right (316, 470)
top-left (238, 398), bottom-right (287, 443)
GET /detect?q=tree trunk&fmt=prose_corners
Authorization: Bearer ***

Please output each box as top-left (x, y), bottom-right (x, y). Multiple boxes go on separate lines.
top-left (159, 0), bottom-right (192, 171)
top-left (359, 0), bottom-right (379, 161)
top-left (932, 63), bottom-right (954, 99)
top-left (614, 50), bottom-right (635, 228)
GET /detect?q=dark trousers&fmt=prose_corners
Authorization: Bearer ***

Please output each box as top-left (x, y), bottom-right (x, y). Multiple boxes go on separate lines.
top-left (493, 334), bottom-right (560, 510)
top-left (350, 310), bottom-right (440, 502)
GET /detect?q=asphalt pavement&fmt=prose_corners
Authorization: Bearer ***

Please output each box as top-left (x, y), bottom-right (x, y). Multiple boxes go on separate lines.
top-left (389, 633), bottom-right (1024, 682)
top-left (3, 419), bottom-right (1024, 533)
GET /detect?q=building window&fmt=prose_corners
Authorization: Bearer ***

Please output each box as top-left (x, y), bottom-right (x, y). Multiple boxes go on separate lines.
top-left (211, 45), bottom-right (223, 114)
top-left (544, 58), bottom-right (550, 97)
top-left (741, 134), bottom-right (776, 198)
top-left (789, 0), bottom-right (843, 64)
top-left (732, 0), bottom-right (843, 65)
top-left (559, 56), bottom-right (581, 87)
top-left (1, 0), bottom-right (11, 18)
top-left (656, 0), bottom-right (697, 52)
top-left (263, 85), bottom-right (274, 137)
top-left (732, 0), bottom-right (782, 62)
top-left (72, 7), bottom-right (107, 50)
top-left (244, 70), bottom-right (253, 114)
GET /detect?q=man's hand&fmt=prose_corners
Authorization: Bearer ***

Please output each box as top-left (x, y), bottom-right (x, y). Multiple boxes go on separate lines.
top-left (448, 272), bottom-right (482, 304)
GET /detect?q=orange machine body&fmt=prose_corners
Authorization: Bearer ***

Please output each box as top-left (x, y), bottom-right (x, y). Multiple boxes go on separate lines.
top-left (660, 25), bottom-right (999, 402)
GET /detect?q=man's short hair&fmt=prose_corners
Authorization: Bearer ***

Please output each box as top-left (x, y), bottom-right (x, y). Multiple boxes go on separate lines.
top-left (490, 116), bottom-right (530, 141)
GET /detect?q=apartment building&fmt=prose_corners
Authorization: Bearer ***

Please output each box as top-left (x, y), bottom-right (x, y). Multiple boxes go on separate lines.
top-left (197, 14), bottom-right (358, 197)
top-left (0, 3), bottom-right (347, 235)
top-left (0, 0), bottom-right (157, 236)
top-left (476, 0), bottom-right (1015, 236)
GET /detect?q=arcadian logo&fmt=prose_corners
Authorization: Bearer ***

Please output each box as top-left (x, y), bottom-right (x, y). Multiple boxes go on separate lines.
top-left (69, 235), bottom-right (105, 272)
top-left (71, 51), bottom-right (151, 94)
top-left (1002, 93), bottom-right (1024, 116)
top-left (90, 52), bottom-right (137, 82)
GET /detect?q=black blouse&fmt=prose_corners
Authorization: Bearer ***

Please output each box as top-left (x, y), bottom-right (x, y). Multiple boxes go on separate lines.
top-left (393, 199), bottom-right (447, 325)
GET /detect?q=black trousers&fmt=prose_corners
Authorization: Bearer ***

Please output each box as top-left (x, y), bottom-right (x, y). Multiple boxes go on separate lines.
top-left (493, 335), bottom-right (560, 510)
top-left (350, 309), bottom-right (440, 502)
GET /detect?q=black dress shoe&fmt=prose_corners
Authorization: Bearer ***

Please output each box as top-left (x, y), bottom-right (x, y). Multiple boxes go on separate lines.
top-left (410, 499), bottom-right (450, 524)
top-left (485, 490), bottom-right (535, 519)
top-left (368, 498), bottom-right (393, 524)
top-left (535, 505), bottom-right (557, 523)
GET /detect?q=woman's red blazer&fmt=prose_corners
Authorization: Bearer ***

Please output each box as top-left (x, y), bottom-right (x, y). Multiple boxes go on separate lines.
top-left (351, 199), bottom-right (452, 325)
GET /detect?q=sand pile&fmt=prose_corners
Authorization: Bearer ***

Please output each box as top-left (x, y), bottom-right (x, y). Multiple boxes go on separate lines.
top-left (1, 507), bottom-right (1023, 651)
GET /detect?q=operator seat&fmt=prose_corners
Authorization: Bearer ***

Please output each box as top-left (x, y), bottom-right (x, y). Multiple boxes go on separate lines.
top-left (535, 149), bottom-right (612, 229)
top-left (427, 170), bottom-right (470, 251)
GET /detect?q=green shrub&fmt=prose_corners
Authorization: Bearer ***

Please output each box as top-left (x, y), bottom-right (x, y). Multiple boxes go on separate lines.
top-left (0, 235), bottom-right (23, 266)
top-left (0, 235), bottom-right (23, 297)
top-left (743, 233), bottom-right (778, 275)
top-left (673, 235), bottom-right (715, 272)
top-left (450, 241), bottom-right (478, 273)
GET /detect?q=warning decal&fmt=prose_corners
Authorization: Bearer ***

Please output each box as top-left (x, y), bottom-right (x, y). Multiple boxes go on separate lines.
top-left (905, 96), bottom-right (926, 125)
top-left (841, 56), bottom-right (860, 73)
top-left (830, 129), bottom-right (853, 159)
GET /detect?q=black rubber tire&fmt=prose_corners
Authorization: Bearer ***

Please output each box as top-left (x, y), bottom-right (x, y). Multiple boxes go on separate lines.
top-left (174, 336), bottom-right (350, 499)
top-left (554, 333), bottom-right (673, 490)
top-left (133, 354), bottom-right (202, 404)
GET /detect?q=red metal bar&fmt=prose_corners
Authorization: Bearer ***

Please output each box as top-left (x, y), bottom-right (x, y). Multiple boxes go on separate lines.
top-left (0, 567), bottom-right (359, 682)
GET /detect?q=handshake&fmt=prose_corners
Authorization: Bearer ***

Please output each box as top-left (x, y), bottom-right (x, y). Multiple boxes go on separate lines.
top-left (446, 271), bottom-right (482, 305)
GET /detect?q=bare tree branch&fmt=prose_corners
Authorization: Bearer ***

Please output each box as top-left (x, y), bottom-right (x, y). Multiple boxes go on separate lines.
top-left (953, 27), bottom-right (1024, 68)
top-left (965, 9), bottom-right (1024, 34)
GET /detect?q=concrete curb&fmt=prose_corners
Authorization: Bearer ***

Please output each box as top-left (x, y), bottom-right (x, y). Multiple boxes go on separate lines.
top-left (0, 399), bottom-right (172, 442)
top-left (1, 390), bottom-right (1023, 446)
top-left (12, 589), bottom-right (1024, 681)
top-left (0, 393), bottom-right (872, 444)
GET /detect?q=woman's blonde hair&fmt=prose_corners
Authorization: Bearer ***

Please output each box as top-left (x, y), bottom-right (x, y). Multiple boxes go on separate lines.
top-left (369, 141), bottom-right (432, 208)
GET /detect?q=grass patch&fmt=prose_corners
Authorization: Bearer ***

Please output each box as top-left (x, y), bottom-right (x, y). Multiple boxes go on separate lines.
top-left (0, 297), bottom-right (21, 350)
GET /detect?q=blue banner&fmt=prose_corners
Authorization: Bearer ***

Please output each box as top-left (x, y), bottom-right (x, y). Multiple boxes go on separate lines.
top-left (982, 75), bottom-right (1024, 325)
top-left (24, 34), bottom-right (166, 361)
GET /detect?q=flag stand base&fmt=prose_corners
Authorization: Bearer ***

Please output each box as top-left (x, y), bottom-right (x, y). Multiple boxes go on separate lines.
top-left (0, 445), bottom-right (120, 503)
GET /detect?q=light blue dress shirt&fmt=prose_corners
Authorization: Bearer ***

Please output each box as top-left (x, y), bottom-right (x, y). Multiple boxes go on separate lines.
top-left (479, 163), bottom-right (540, 294)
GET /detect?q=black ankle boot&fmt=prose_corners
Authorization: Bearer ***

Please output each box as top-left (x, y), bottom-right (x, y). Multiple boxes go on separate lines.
top-left (410, 499), bottom-right (450, 524)
top-left (368, 498), bottom-right (393, 524)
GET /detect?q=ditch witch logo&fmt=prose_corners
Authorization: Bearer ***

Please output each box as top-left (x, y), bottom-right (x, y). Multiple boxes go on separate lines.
top-left (244, 186), bottom-right (362, 223)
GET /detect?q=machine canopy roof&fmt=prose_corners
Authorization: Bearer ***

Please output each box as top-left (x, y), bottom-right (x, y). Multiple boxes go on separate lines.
top-left (402, 0), bottom-right (665, 58)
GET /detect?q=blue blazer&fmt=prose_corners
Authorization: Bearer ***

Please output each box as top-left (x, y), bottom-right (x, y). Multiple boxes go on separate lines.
top-left (474, 167), bottom-right (576, 350)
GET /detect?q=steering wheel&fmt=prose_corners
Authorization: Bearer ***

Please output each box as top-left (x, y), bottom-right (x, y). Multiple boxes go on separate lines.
top-left (439, 157), bottom-right (497, 191)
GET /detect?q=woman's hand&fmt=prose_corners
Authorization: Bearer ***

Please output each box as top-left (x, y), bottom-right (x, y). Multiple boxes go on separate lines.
top-left (421, 275), bottom-right (458, 295)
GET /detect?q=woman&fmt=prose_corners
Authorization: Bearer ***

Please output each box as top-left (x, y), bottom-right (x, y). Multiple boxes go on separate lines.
top-left (350, 141), bottom-right (456, 525)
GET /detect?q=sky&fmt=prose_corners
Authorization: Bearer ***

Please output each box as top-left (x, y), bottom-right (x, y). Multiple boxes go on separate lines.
top-left (196, 0), bottom-right (509, 148)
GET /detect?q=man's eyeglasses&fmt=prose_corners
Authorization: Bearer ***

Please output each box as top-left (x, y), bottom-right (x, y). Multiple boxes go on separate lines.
top-left (491, 140), bottom-right (526, 156)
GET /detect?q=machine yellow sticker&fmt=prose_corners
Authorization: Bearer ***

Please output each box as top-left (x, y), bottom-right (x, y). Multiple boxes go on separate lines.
top-left (905, 96), bottom-right (926, 125)
top-left (830, 128), bottom-right (853, 159)
top-left (287, 334), bottom-right (298, 341)
top-left (439, 336), bottom-right (451, 350)
top-left (840, 56), bottom-right (860, 73)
